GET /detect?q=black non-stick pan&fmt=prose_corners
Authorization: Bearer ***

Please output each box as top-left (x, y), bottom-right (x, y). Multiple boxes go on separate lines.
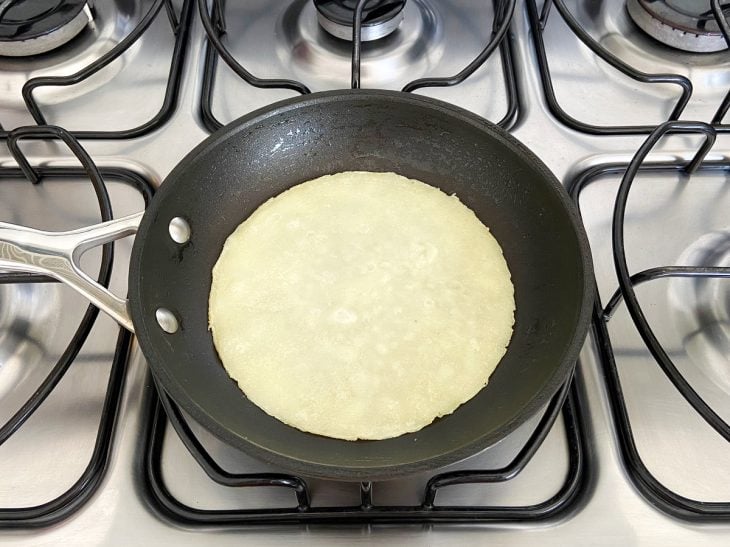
top-left (0, 90), bottom-right (593, 481)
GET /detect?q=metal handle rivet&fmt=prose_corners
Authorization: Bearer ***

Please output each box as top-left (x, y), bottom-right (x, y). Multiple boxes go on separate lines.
top-left (169, 217), bottom-right (191, 244)
top-left (156, 308), bottom-right (179, 334)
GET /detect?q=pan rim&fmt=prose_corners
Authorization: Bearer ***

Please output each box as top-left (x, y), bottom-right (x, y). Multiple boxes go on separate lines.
top-left (129, 89), bottom-right (594, 481)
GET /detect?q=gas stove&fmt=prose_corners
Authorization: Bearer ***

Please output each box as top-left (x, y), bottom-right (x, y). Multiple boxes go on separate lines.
top-left (0, 0), bottom-right (728, 544)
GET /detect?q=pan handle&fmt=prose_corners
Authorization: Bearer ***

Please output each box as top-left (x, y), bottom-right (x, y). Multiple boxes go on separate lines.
top-left (0, 213), bottom-right (143, 333)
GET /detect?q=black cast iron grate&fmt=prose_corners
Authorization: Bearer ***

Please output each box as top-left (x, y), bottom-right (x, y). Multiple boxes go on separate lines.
top-left (527, 0), bottom-right (730, 135)
top-left (141, 369), bottom-right (589, 525)
top-left (0, 0), bottom-right (193, 140)
top-left (568, 120), bottom-right (730, 521)
top-left (0, 126), bottom-right (155, 527)
top-left (198, 0), bottom-right (520, 132)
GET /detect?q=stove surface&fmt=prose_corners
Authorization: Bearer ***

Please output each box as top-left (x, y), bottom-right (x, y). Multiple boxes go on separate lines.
top-left (0, 0), bottom-right (729, 545)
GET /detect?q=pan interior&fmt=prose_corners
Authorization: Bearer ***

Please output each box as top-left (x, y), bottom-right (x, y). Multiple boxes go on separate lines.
top-left (129, 90), bottom-right (591, 480)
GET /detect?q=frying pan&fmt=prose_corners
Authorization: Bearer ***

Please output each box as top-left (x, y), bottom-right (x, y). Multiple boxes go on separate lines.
top-left (0, 90), bottom-right (593, 481)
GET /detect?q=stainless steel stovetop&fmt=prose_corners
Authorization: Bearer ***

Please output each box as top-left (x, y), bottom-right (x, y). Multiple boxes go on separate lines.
top-left (0, 0), bottom-right (729, 544)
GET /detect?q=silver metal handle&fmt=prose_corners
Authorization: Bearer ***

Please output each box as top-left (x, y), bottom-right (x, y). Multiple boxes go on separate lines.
top-left (0, 213), bottom-right (144, 333)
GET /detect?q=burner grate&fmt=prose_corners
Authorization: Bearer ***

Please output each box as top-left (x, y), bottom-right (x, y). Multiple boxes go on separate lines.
top-left (527, 0), bottom-right (730, 134)
top-left (568, 121), bottom-right (730, 520)
top-left (199, 0), bottom-right (519, 132)
top-left (0, 0), bottom-right (193, 140)
top-left (0, 126), bottom-right (154, 527)
top-left (141, 371), bottom-right (589, 525)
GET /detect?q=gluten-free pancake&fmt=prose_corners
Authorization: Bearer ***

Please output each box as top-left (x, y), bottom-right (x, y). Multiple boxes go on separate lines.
top-left (209, 171), bottom-right (515, 440)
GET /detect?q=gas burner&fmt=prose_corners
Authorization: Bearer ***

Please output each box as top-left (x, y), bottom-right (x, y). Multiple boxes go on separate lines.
top-left (0, 0), bottom-right (92, 57)
top-left (314, 0), bottom-right (406, 41)
top-left (281, 0), bottom-right (441, 90)
top-left (626, 0), bottom-right (728, 53)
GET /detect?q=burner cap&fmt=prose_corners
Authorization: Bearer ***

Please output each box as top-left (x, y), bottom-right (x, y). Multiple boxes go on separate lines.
top-left (627, 0), bottom-right (728, 53)
top-left (314, 0), bottom-right (406, 41)
top-left (0, 0), bottom-right (91, 57)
